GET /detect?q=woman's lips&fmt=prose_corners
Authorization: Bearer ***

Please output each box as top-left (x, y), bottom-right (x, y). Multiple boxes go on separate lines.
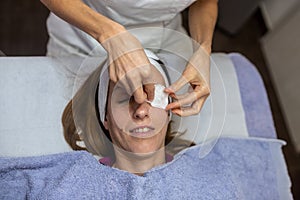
top-left (129, 126), bottom-right (155, 138)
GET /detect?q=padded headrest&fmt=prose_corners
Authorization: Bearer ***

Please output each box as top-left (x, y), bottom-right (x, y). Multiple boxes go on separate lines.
top-left (0, 54), bottom-right (248, 157)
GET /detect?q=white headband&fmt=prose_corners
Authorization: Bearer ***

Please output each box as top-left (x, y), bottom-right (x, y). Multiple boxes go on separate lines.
top-left (98, 49), bottom-right (170, 123)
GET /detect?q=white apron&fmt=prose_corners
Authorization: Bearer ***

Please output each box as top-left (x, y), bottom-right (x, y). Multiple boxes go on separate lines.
top-left (46, 0), bottom-right (197, 57)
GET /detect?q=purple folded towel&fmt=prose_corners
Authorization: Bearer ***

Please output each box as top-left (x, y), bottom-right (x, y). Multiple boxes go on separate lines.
top-left (0, 137), bottom-right (292, 200)
top-left (229, 53), bottom-right (276, 138)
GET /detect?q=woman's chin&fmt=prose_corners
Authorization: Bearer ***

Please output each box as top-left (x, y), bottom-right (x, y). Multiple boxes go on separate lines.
top-left (127, 145), bottom-right (163, 156)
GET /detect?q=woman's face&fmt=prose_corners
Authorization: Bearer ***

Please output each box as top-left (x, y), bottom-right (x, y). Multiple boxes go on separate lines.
top-left (103, 70), bottom-right (169, 155)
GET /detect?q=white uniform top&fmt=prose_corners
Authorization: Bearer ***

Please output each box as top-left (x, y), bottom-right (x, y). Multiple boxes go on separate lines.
top-left (45, 0), bottom-right (249, 148)
top-left (46, 0), bottom-right (196, 57)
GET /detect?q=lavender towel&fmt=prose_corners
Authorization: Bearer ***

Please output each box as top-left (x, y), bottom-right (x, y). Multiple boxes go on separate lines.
top-left (230, 53), bottom-right (276, 138)
top-left (0, 137), bottom-right (292, 200)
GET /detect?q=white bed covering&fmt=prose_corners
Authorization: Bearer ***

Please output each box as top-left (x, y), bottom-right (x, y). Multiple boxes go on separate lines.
top-left (0, 53), bottom-right (248, 157)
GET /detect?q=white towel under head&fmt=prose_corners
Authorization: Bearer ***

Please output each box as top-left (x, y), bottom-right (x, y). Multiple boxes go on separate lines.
top-left (98, 49), bottom-right (170, 123)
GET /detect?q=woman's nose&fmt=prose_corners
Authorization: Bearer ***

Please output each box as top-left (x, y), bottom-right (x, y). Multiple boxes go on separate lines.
top-left (133, 102), bottom-right (150, 120)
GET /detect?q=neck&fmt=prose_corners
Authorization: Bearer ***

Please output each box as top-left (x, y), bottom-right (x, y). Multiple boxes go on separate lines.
top-left (112, 148), bottom-right (166, 176)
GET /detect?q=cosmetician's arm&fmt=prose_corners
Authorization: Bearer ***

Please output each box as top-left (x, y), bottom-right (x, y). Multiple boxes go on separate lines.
top-left (188, 0), bottom-right (218, 54)
top-left (40, 0), bottom-right (125, 43)
top-left (40, 0), bottom-right (155, 103)
top-left (164, 0), bottom-right (218, 116)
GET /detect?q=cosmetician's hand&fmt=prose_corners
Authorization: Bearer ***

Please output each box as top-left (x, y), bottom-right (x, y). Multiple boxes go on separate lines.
top-left (101, 30), bottom-right (155, 103)
top-left (165, 47), bottom-right (211, 116)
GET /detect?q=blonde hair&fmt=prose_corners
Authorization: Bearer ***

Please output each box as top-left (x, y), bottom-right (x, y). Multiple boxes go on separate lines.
top-left (62, 64), bottom-right (194, 157)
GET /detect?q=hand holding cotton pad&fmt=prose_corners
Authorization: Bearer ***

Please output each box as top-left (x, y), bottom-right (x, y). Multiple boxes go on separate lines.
top-left (147, 84), bottom-right (169, 109)
top-left (98, 49), bottom-right (170, 123)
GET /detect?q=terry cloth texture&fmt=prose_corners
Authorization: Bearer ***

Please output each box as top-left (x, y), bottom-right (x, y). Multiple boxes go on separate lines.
top-left (229, 53), bottom-right (277, 138)
top-left (0, 137), bottom-right (292, 200)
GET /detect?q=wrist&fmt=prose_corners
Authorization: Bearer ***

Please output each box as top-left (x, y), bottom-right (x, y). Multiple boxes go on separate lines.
top-left (202, 43), bottom-right (212, 55)
top-left (96, 22), bottom-right (126, 44)
top-left (198, 42), bottom-right (212, 55)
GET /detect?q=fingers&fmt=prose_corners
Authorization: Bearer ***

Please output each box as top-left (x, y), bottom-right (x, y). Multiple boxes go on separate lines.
top-left (114, 64), bottom-right (155, 104)
top-left (164, 75), bottom-right (189, 94)
top-left (144, 84), bottom-right (155, 101)
top-left (133, 86), bottom-right (147, 104)
top-left (164, 57), bottom-right (210, 116)
top-left (171, 95), bottom-right (208, 117)
top-left (125, 65), bottom-right (151, 103)
top-left (165, 86), bottom-right (209, 111)
top-left (104, 30), bottom-right (158, 105)
top-left (121, 83), bottom-right (154, 104)
top-left (115, 78), bottom-right (146, 104)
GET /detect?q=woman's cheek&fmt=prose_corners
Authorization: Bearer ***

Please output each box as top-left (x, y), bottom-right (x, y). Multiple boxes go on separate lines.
top-left (111, 105), bottom-right (131, 129)
top-left (150, 108), bottom-right (169, 131)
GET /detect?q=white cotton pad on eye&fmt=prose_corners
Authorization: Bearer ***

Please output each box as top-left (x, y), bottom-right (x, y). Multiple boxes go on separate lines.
top-left (148, 84), bottom-right (169, 109)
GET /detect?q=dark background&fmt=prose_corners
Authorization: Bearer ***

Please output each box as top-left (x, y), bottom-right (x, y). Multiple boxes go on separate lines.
top-left (0, 1), bottom-right (299, 198)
